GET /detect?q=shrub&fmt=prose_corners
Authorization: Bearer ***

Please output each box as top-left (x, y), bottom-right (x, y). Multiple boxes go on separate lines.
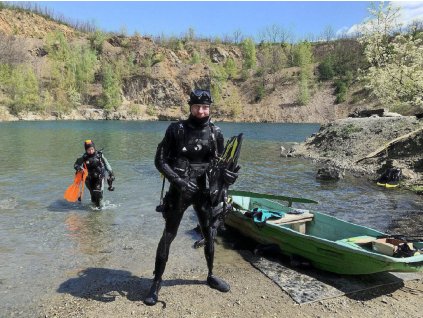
top-left (190, 50), bottom-right (201, 64)
top-left (334, 80), bottom-right (348, 104)
top-left (255, 82), bottom-right (265, 102)
top-left (318, 55), bottom-right (335, 80)
top-left (146, 104), bottom-right (157, 116)
top-left (88, 30), bottom-right (108, 54)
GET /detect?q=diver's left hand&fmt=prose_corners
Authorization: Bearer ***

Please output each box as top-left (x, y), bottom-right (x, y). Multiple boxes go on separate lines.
top-left (223, 169), bottom-right (238, 185)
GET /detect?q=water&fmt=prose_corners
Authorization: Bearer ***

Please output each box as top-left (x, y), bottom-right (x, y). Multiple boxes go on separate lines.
top-left (0, 121), bottom-right (422, 315)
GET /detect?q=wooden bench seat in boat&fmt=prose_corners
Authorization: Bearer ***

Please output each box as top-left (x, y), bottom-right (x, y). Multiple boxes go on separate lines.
top-left (267, 212), bottom-right (314, 233)
top-left (266, 212), bottom-right (314, 225)
top-left (230, 195), bottom-right (314, 234)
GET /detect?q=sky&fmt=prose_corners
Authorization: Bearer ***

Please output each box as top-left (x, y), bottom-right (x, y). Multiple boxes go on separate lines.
top-left (30, 1), bottom-right (423, 41)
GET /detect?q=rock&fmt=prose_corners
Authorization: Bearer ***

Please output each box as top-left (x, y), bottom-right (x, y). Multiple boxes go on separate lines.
top-left (401, 167), bottom-right (418, 180)
top-left (348, 108), bottom-right (385, 118)
top-left (316, 166), bottom-right (344, 181)
top-left (209, 47), bottom-right (228, 63)
top-left (169, 51), bottom-right (181, 64)
top-left (229, 49), bottom-right (241, 58)
top-left (383, 111), bottom-right (402, 117)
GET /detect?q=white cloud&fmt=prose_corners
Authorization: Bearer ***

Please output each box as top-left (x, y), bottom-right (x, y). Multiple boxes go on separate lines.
top-left (337, 1), bottom-right (423, 37)
top-left (392, 1), bottom-right (423, 24)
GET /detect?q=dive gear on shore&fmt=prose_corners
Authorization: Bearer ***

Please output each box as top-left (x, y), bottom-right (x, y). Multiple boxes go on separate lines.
top-left (376, 167), bottom-right (402, 188)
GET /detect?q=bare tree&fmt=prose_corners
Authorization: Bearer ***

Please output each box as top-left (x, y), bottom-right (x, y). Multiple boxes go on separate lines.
top-left (279, 27), bottom-right (293, 44)
top-left (322, 25), bottom-right (335, 42)
top-left (232, 29), bottom-right (243, 44)
top-left (258, 24), bottom-right (293, 44)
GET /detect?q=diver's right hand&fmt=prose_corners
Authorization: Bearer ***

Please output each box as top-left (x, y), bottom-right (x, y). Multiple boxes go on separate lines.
top-left (173, 177), bottom-right (198, 194)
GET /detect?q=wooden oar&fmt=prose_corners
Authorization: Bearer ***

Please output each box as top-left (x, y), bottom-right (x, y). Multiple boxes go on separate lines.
top-left (228, 189), bottom-right (318, 207)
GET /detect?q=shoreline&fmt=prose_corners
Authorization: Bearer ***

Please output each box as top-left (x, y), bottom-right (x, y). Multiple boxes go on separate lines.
top-left (290, 116), bottom-right (423, 194)
top-left (0, 105), bottom-right (325, 124)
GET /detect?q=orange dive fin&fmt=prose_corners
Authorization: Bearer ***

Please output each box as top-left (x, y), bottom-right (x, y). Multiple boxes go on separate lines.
top-left (78, 166), bottom-right (88, 201)
top-left (64, 168), bottom-right (87, 202)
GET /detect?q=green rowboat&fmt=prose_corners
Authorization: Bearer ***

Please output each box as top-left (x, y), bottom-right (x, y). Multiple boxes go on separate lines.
top-left (226, 193), bottom-right (423, 275)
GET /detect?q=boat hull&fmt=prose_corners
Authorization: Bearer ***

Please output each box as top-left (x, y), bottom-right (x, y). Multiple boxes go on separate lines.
top-left (226, 196), bottom-right (423, 275)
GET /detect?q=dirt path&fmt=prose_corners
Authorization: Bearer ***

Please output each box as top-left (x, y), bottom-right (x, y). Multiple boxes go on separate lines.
top-left (41, 247), bottom-right (423, 318)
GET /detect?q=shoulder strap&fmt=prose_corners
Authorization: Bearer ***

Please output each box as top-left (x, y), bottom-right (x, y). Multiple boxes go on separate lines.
top-left (209, 122), bottom-right (218, 158)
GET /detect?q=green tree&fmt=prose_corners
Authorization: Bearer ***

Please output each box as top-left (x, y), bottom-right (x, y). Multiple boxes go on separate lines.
top-left (296, 41), bottom-right (314, 105)
top-left (100, 64), bottom-right (121, 111)
top-left (241, 38), bottom-right (256, 71)
top-left (358, 3), bottom-right (423, 112)
top-left (8, 65), bottom-right (40, 114)
top-left (224, 57), bottom-right (237, 79)
top-left (46, 31), bottom-right (99, 108)
top-left (74, 45), bottom-right (97, 100)
top-left (258, 42), bottom-right (287, 74)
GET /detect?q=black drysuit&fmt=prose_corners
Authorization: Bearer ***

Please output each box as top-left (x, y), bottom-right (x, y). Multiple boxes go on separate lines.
top-left (153, 115), bottom-right (225, 280)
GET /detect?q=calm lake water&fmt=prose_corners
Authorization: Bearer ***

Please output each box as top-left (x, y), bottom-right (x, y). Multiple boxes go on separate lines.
top-left (1, 120), bottom-right (422, 315)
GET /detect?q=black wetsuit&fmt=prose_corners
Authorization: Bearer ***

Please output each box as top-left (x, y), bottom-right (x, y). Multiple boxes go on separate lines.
top-left (153, 115), bottom-right (224, 281)
top-left (74, 151), bottom-right (113, 207)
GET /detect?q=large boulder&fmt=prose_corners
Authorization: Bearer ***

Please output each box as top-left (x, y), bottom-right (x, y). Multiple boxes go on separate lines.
top-left (316, 166), bottom-right (344, 181)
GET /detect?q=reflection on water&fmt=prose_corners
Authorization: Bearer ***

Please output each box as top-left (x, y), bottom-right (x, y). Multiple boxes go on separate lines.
top-left (65, 211), bottom-right (114, 255)
top-left (0, 120), bottom-right (422, 316)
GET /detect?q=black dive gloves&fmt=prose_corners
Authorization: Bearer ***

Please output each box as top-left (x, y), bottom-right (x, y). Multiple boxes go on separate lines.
top-left (173, 177), bottom-right (199, 195)
top-left (107, 172), bottom-right (115, 191)
top-left (223, 166), bottom-right (240, 185)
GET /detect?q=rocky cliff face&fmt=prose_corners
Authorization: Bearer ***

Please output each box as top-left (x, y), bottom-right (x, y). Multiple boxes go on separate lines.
top-left (0, 8), bottom-right (372, 123)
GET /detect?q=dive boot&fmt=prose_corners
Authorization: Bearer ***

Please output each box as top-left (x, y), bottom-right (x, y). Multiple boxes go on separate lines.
top-left (207, 275), bottom-right (230, 292)
top-left (144, 279), bottom-right (162, 306)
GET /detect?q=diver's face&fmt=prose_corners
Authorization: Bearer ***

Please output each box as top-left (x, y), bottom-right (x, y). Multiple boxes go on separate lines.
top-left (191, 104), bottom-right (210, 119)
top-left (86, 147), bottom-right (95, 155)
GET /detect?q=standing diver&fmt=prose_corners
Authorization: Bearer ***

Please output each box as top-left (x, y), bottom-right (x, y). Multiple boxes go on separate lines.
top-left (144, 89), bottom-right (239, 306)
top-left (74, 140), bottom-right (115, 208)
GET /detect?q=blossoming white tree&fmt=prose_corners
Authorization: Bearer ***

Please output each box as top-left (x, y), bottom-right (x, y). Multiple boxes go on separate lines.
top-left (359, 3), bottom-right (423, 113)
